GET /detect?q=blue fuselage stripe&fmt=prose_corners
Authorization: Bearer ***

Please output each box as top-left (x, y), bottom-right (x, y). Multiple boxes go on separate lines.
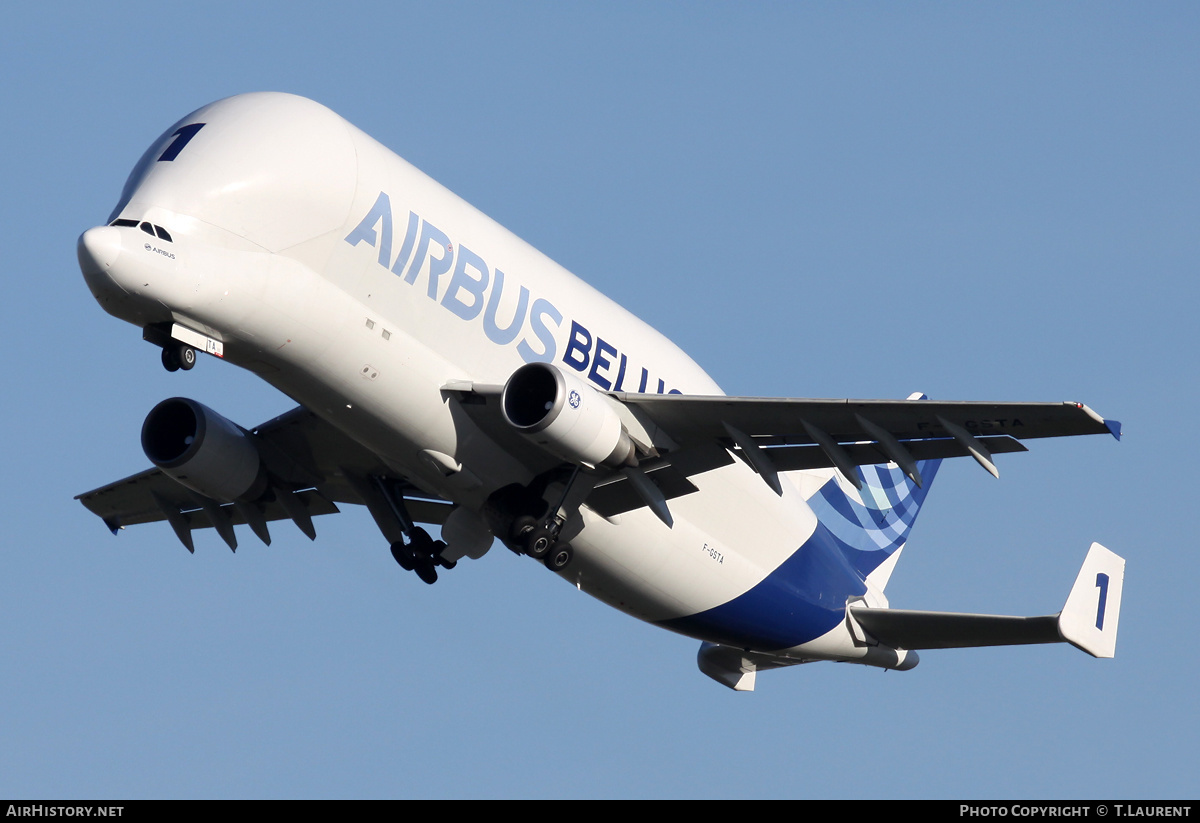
top-left (659, 521), bottom-right (868, 650)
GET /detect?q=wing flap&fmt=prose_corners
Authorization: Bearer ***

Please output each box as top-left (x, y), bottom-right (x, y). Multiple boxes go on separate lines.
top-left (77, 470), bottom-right (341, 531)
top-left (584, 442), bottom-right (734, 517)
top-left (750, 434), bottom-right (1027, 473)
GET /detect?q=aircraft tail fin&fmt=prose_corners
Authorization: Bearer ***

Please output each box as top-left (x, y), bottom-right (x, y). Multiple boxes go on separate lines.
top-left (800, 392), bottom-right (944, 590)
top-left (804, 456), bottom-right (942, 590)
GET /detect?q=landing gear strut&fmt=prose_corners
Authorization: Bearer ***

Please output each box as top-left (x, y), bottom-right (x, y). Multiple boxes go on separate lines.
top-left (390, 527), bottom-right (452, 584)
top-left (504, 465), bottom-right (586, 573)
top-left (374, 477), bottom-right (454, 585)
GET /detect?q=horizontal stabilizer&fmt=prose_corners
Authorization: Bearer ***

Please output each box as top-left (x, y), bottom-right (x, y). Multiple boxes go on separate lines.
top-left (849, 608), bottom-right (1061, 650)
top-left (848, 542), bottom-right (1125, 657)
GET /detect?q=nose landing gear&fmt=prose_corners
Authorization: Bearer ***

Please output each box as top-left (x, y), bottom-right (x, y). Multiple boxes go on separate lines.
top-left (143, 323), bottom-right (212, 373)
top-left (160, 343), bottom-right (196, 372)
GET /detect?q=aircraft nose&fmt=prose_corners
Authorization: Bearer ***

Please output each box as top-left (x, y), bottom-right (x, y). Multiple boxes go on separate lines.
top-left (77, 225), bottom-right (123, 277)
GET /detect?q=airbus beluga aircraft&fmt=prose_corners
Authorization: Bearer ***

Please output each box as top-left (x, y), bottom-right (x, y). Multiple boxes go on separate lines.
top-left (77, 93), bottom-right (1124, 690)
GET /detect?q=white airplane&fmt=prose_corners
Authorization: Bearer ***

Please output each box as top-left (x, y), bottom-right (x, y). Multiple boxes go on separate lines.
top-left (76, 92), bottom-right (1124, 690)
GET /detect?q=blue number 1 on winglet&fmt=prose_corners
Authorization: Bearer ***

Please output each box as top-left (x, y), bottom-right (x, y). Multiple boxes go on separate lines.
top-left (1094, 572), bottom-right (1110, 630)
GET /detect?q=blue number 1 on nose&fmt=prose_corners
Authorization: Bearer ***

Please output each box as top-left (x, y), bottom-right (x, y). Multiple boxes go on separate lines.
top-left (158, 123), bottom-right (206, 162)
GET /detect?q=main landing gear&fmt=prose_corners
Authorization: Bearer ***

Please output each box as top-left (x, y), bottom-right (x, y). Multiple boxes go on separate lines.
top-left (495, 464), bottom-right (589, 573)
top-left (509, 515), bottom-right (574, 572)
top-left (372, 477), bottom-right (455, 585)
top-left (390, 527), bottom-right (456, 585)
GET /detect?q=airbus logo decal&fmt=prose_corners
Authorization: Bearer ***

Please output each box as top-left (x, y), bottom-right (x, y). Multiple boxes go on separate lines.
top-left (344, 191), bottom-right (680, 395)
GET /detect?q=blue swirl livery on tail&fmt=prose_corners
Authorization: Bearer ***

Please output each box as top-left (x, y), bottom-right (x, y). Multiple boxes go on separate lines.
top-left (806, 458), bottom-right (942, 588)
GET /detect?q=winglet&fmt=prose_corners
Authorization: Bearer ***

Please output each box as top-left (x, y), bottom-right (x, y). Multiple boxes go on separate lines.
top-left (1058, 542), bottom-right (1125, 658)
top-left (1104, 419), bottom-right (1122, 441)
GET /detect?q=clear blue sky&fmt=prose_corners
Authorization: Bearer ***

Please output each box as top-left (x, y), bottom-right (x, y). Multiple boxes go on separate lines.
top-left (1, 2), bottom-right (1194, 799)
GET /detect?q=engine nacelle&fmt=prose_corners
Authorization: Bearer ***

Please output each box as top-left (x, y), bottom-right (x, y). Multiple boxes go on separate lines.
top-left (501, 363), bottom-right (636, 468)
top-left (141, 397), bottom-right (267, 503)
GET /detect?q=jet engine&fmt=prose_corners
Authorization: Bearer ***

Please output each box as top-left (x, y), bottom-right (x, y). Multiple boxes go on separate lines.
top-left (501, 362), bottom-right (637, 469)
top-left (141, 397), bottom-right (268, 502)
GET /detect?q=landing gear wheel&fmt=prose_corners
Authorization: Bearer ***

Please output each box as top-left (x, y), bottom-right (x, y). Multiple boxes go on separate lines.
top-left (390, 541), bottom-right (415, 571)
top-left (405, 528), bottom-right (440, 583)
top-left (414, 559), bottom-right (438, 585)
top-left (545, 543), bottom-right (573, 572)
top-left (506, 515), bottom-right (540, 556)
top-left (433, 541), bottom-right (457, 570)
top-left (409, 527), bottom-right (434, 551)
top-left (509, 515), bottom-right (537, 541)
top-left (161, 344), bottom-right (196, 372)
top-left (524, 526), bottom-right (555, 560)
top-left (178, 345), bottom-right (197, 370)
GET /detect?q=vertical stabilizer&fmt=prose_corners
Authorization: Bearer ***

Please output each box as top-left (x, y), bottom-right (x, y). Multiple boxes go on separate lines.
top-left (804, 458), bottom-right (942, 590)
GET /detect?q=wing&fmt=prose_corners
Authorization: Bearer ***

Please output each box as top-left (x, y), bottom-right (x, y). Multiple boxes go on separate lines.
top-left (616, 392), bottom-right (1118, 501)
top-left (615, 391), bottom-right (1118, 479)
top-left (446, 382), bottom-right (1120, 518)
top-left (77, 406), bottom-right (453, 551)
top-left (612, 393), bottom-right (1118, 445)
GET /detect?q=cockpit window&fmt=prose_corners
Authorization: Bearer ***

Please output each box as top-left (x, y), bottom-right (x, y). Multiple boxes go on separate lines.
top-left (109, 218), bottom-right (173, 242)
